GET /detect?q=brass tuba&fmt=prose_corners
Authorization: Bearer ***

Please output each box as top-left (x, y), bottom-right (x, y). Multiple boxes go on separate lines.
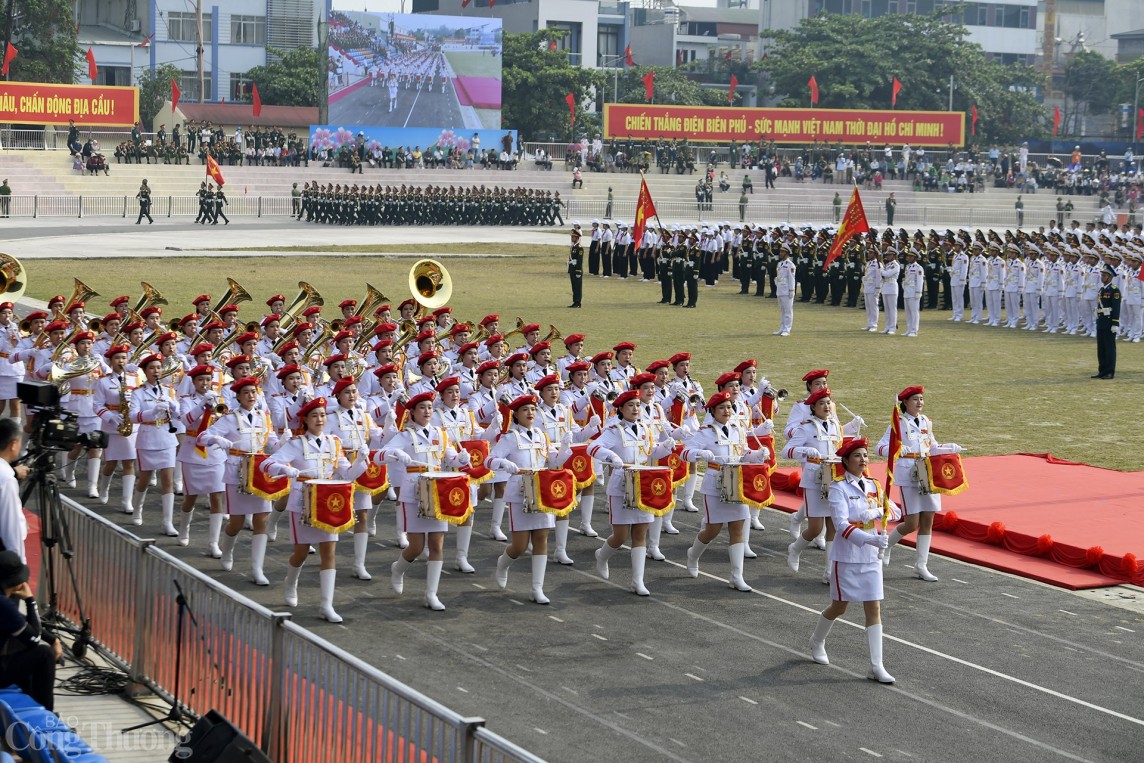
top-left (199, 278), bottom-right (253, 328)
top-left (0, 254), bottom-right (26, 302)
top-left (354, 283), bottom-right (388, 319)
top-left (63, 278), bottom-right (100, 321)
top-left (278, 281), bottom-right (324, 332)
top-left (131, 281), bottom-right (167, 315)
top-left (409, 259), bottom-right (451, 310)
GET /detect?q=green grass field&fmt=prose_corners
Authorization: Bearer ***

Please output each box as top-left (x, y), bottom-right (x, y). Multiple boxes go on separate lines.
top-left (27, 253), bottom-right (1142, 470)
top-left (444, 51), bottom-right (501, 80)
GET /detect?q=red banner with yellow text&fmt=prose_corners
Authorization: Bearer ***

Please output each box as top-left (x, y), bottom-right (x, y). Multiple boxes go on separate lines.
top-left (603, 104), bottom-right (965, 147)
top-left (0, 82), bottom-right (139, 127)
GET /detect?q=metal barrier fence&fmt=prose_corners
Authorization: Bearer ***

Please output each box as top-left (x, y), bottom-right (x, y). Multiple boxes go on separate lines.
top-left (40, 494), bottom-right (545, 763)
top-left (0, 195), bottom-right (296, 219)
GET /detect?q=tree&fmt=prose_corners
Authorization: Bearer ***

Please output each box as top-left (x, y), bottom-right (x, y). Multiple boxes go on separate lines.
top-left (1061, 50), bottom-right (1119, 134)
top-left (757, 12), bottom-right (1047, 144)
top-left (136, 63), bottom-right (183, 130)
top-left (613, 66), bottom-right (729, 108)
top-left (0, 0), bottom-right (78, 84)
top-left (502, 31), bottom-right (604, 141)
top-left (241, 47), bottom-right (321, 108)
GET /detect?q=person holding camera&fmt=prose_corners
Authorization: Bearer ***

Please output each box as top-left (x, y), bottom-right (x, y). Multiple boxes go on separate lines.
top-left (0, 551), bottom-right (62, 711)
top-left (0, 420), bottom-right (27, 563)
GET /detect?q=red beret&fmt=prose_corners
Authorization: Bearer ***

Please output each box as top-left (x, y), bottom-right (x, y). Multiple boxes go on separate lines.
top-left (715, 371), bottom-right (741, 389)
top-left (235, 332), bottom-right (258, 346)
top-left (179, 313), bottom-right (198, 326)
top-left (590, 351), bottom-right (614, 366)
top-left (837, 437), bottom-right (869, 459)
top-left (375, 322), bottom-right (398, 334)
top-left (275, 363), bottom-right (302, 380)
top-left (332, 377), bottom-right (356, 397)
top-left (645, 359), bottom-right (669, 373)
top-left (261, 314), bottom-right (281, 327)
top-left (291, 322), bottom-right (313, 337)
top-left (734, 359), bottom-right (758, 374)
top-left (802, 369), bottom-right (829, 383)
top-left (201, 320), bottom-right (226, 332)
top-left (450, 322), bottom-right (471, 336)
top-left (533, 374), bottom-right (561, 390)
top-left (528, 341), bottom-right (551, 356)
top-left (44, 320), bottom-right (70, 332)
top-left (301, 305), bottom-right (322, 317)
top-left (805, 387), bottom-right (832, 407)
top-left (457, 341), bottom-right (479, 355)
top-left (109, 295), bottom-right (130, 307)
top-left (374, 363), bottom-right (399, 378)
top-left (188, 364), bottom-right (214, 378)
top-left (323, 353), bottom-right (347, 367)
top-left (629, 372), bottom-right (656, 388)
top-left (190, 342), bottom-right (215, 356)
top-left (507, 394), bottom-right (538, 411)
top-left (669, 352), bottom-right (691, 366)
top-left (372, 339), bottom-right (394, 351)
top-left (101, 312), bottom-right (120, 324)
top-left (343, 316), bottom-right (363, 327)
top-left (218, 304), bottom-right (239, 315)
top-left (705, 391), bottom-right (733, 411)
top-left (155, 332), bottom-right (178, 345)
top-left (24, 311), bottom-right (48, 321)
top-left (68, 301), bottom-right (86, 311)
top-left (612, 389), bottom-right (640, 409)
top-left (398, 298), bottom-right (416, 311)
top-left (417, 350), bottom-right (439, 367)
top-left (435, 376), bottom-right (460, 393)
top-left (476, 360), bottom-right (501, 376)
top-left (139, 306), bottom-right (162, 318)
top-left (415, 329), bottom-right (436, 344)
top-left (484, 333), bottom-right (505, 347)
top-left (374, 305), bottom-right (390, 315)
top-left (71, 331), bottom-right (95, 344)
top-left (104, 343), bottom-right (131, 358)
top-left (138, 352), bottom-right (164, 368)
top-left (521, 323), bottom-right (541, 335)
top-left (48, 295), bottom-right (65, 305)
top-left (417, 317), bottom-right (436, 330)
top-left (275, 340), bottom-right (298, 356)
top-left (506, 352), bottom-right (529, 367)
top-left (897, 385), bottom-right (924, 401)
top-left (338, 299), bottom-right (357, 309)
top-left (563, 333), bottom-right (585, 346)
top-left (225, 354), bottom-right (251, 370)
top-left (122, 320), bottom-right (145, 334)
top-left (479, 314), bottom-right (499, 326)
top-left (565, 361), bottom-right (591, 375)
top-left (405, 391), bottom-right (435, 410)
top-left (432, 306), bottom-right (452, 316)
top-left (298, 397), bottom-right (327, 419)
top-left (230, 376), bottom-right (259, 393)
top-left (265, 294), bottom-right (285, 306)
top-left (612, 341), bottom-right (636, 353)
top-left (333, 330), bottom-right (354, 344)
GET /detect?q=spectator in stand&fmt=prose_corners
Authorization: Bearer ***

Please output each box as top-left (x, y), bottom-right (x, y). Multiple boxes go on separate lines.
top-left (0, 551), bottom-right (62, 711)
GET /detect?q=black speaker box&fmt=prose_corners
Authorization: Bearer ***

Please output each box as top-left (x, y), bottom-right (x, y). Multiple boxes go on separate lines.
top-left (169, 710), bottom-right (271, 763)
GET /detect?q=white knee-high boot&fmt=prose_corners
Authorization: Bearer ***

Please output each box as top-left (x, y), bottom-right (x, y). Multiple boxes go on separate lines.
top-left (787, 534), bottom-right (811, 573)
top-left (319, 568), bottom-right (342, 622)
top-left (250, 534), bottom-right (269, 585)
top-left (821, 540), bottom-right (833, 584)
top-left (391, 555), bottom-right (413, 594)
top-left (749, 507), bottom-right (764, 530)
top-left (866, 624), bottom-right (894, 683)
top-left (810, 614), bottom-right (833, 665)
top-left (98, 471), bottom-right (113, 504)
top-left (529, 554), bottom-right (549, 604)
top-left (743, 524), bottom-right (757, 559)
top-left (495, 553), bottom-right (514, 589)
top-left (489, 498), bottom-right (507, 541)
top-left (454, 524), bottom-right (475, 572)
top-left (882, 525), bottom-right (905, 567)
top-left (62, 456), bottom-right (77, 487)
top-left (914, 534), bottom-right (939, 581)
top-left (424, 560), bottom-right (445, 610)
top-left (208, 513), bottom-right (225, 558)
top-left (686, 537), bottom-right (708, 577)
top-left (178, 506), bottom-right (194, 546)
top-left (595, 541), bottom-right (617, 579)
top-left (120, 474), bottom-right (136, 515)
top-left (629, 547), bottom-right (649, 596)
top-left (661, 506), bottom-right (678, 534)
top-left (680, 474), bottom-right (699, 512)
top-left (366, 503), bottom-right (379, 536)
top-left (86, 456), bottom-right (101, 498)
top-left (578, 492), bottom-right (597, 536)
top-left (646, 516), bottom-right (665, 561)
top-left (132, 486), bottom-right (148, 525)
top-left (789, 504), bottom-right (806, 539)
top-left (353, 532), bottom-right (371, 580)
top-left (284, 563), bottom-right (304, 606)
top-left (552, 520), bottom-right (573, 565)
top-left (220, 531), bottom-right (238, 571)
top-left (161, 493), bottom-right (177, 536)
top-left (728, 542), bottom-right (751, 591)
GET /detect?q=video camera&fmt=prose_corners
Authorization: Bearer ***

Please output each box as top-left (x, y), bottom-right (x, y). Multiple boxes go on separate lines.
top-left (17, 381), bottom-right (109, 454)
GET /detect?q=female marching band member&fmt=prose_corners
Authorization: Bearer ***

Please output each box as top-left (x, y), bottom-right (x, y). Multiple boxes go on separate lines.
top-left (324, 377), bottom-right (381, 581)
top-left (680, 391), bottom-right (770, 592)
top-left (199, 377), bottom-right (279, 583)
top-left (488, 393), bottom-right (572, 604)
top-left (875, 385), bottom-right (963, 582)
top-left (59, 331), bottom-right (104, 498)
top-left (561, 361), bottom-right (599, 537)
top-left (430, 376), bottom-right (487, 573)
top-left (735, 358), bottom-right (778, 533)
top-left (268, 364), bottom-right (306, 436)
top-left (130, 353), bottom-right (180, 535)
top-left (468, 360), bottom-right (509, 541)
top-left (177, 365), bottom-right (227, 554)
top-left (500, 352), bottom-right (533, 401)
top-left (632, 372), bottom-right (681, 561)
top-left (587, 389), bottom-right (676, 596)
top-left (406, 351), bottom-right (441, 398)
top-left (808, 437), bottom-right (896, 684)
top-left (667, 352), bottom-right (704, 512)
top-left (263, 397), bottom-right (366, 622)
top-left (534, 374), bottom-right (599, 565)
top-left (95, 344), bottom-right (138, 512)
top-left (382, 392), bottom-right (470, 611)
top-left (784, 387), bottom-right (843, 584)
top-left (524, 341), bottom-right (554, 386)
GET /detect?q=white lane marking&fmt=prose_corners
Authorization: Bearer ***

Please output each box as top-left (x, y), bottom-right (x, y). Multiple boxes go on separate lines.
top-left (592, 633), bottom-right (608, 641)
top-left (394, 654), bottom-right (405, 660)
top-left (824, 720), bottom-right (843, 728)
top-left (457, 687), bottom-right (468, 693)
top-left (1115, 626), bottom-right (1135, 633)
top-left (636, 652), bottom-right (654, 660)
top-left (1058, 609), bottom-right (1077, 616)
top-left (1000, 592), bottom-right (1020, 599)
top-left (562, 686), bottom-right (577, 695)
top-left (515, 664), bottom-right (533, 673)
top-left (472, 583), bottom-right (486, 590)
top-left (797, 721), bottom-right (817, 730)
top-left (952, 578), bottom-right (970, 584)
top-left (650, 557), bottom-right (1144, 734)
top-left (470, 643), bottom-right (488, 652)
top-left (534, 727), bottom-right (548, 735)
top-left (669, 738), bottom-right (686, 748)
top-left (509, 599), bottom-right (524, 606)
top-left (401, 87), bottom-right (423, 129)
top-left (739, 696), bottom-right (758, 705)
top-left (548, 615), bottom-right (564, 622)
top-left (684, 673), bottom-right (704, 682)
top-left (860, 748), bottom-right (883, 758)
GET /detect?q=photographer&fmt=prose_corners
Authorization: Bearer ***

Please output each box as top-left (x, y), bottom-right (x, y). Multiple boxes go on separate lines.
top-left (0, 550), bottom-right (61, 711)
top-left (0, 419), bottom-right (26, 562)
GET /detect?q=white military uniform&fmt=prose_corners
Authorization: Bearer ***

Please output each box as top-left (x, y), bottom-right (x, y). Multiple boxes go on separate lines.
top-left (829, 474), bottom-right (889, 602)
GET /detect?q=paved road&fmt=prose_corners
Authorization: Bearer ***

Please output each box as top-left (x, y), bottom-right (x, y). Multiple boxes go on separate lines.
top-left (332, 80), bottom-right (466, 129)
top-left (57, 484), bottom-right (1144, 763)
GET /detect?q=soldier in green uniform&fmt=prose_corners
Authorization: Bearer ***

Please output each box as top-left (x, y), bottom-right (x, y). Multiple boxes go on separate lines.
top-left (1093, 265), bottom-right (1120, 379)
top-left (568, 230), bottom-right (584, 308)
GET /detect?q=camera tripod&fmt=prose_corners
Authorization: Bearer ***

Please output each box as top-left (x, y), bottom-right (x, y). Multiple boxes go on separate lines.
top-left (18, 447), bottom-right (92, 659)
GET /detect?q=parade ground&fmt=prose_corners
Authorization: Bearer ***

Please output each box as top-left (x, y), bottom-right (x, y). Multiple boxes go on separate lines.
top-left (5, 217), bottom-right (1144, 762)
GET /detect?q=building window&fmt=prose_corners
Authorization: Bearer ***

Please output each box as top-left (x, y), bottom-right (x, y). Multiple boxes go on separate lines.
top-left (905, 0), bottom-right (917, 14)
top-left (549, 21), bottom-right (582, 66)
top-left (167, 12), bottom-right (212, 43)
top-left (230, 74), bottom-right (254, 102)
top-left (231, 15), bottom-right (266, 45)
top-left (179, 72), bottom-right (212, 102)
top-left (862, 0), bottom-right (872, 17)
top-left (888, 0), bottom-right (898, 12)
top-left (598, 25), bottom-right (620, 66)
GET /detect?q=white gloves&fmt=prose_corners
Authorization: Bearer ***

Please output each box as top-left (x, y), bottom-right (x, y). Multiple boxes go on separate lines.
top-left (794, 447), bottom-right (820, 460)
top-left (213, 436), bottom-right (235, 450)
top-left (280, 465), bottom-right (301, 479)
top-left (1112, 326), bottom-right (1120, 336)
top-left (608, 455), bottom-right (624, 469)
top-left (747, 447), bottom-right (770, 463)
top-left (850, 415), bottom-right (865, 429)
top-left (863, 533), bottom-right (890, 549)
top-left (695, 450), bottom-right (716, 462)
top-left (858, 508), bottom-right (882, 523)
top-left (495, 459), bottom-right (520, 475)
top-left (588, 414), bottom-right (601, 428)
top-left (390, 449), bottom-right (412, 465)
top-left (296, 468), bottom-right (318, 479)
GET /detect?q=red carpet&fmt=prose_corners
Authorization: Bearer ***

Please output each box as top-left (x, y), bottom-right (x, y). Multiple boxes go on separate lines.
top-left (453, 76), bottom-right (501, 110)
top-left (768, 454), bottom-right (1144, 590)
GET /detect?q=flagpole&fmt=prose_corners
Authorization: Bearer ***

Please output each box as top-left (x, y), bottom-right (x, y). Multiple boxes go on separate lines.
top-left (640, 170), bottom-right (667, 232)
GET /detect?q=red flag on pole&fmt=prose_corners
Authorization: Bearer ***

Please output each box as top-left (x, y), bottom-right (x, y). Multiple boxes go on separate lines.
top-left (206, 153), bottom-right (226, 187)
top-left (1137, 107), bottom-right (1143, 141)
top-left (642, 70), bottom-right (655, 101)
top-left (548, 39), bottom-right (557, 51)
top-left (252, 82), bottom-right (262, 117)
top-left (624, 44), bottom-right (634, 67)
top-left (1053, 105), bottom-right (1061, 137)
top-left (676, 49), bottom-right (684, 67)
top-left (808, 75), bottom-right (819, 105)
top-left (489, 0), bottom-right (495, 7)
top-left (971, 104), bottom-right (978, 136)
top-left (85, 47), bottom-right (98, 83)
top-left (824, 185), bottom-right (870, 270)
top-left (632, 176), bottom-right (657, 248)
top-left (883, 405), bottom-right (903, 519)
top-left (891, 77), bottom-right (902, 107)
top-left (728, 74), bottom-right (738, 103)
top-left (171, 79), bottom-right (181, 113)
top-left (462, 0), bottom-right (472, 7)
top-left (1, 43), bottom-right (16, 77)
top-left (564, 92), bottom-right (576, 126)
top-left (136, 33), bottom-right (153, 48)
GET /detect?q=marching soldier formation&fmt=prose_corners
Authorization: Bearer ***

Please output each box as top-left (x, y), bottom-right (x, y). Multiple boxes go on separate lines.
top-left (2, 268), bottom-right (980, 684)
top-left (293, 183), bottom-right (566, 227)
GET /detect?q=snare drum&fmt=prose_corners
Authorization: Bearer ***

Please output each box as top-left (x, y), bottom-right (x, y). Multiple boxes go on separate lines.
top-left (521, 468), bottom-right (578, 518)
top-left (716, 463), bottom-right (773, 508)
top-left (302, 479), bottom-right (356, 534)
top-left (240, 454), bottom-right (291, 500)
top-left (416, 471), bottom-right (473, 525)
top-left (814, 459), bottom-right (842, 499)
top-left (622, 466), bottom-right (675, 517)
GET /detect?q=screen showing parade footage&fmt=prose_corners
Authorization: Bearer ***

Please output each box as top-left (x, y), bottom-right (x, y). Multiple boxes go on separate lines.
top-left (328, 6), bottom-right (503, 130)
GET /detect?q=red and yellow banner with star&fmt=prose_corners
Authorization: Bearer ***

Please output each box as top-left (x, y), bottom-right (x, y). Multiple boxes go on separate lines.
top-left (531, 469), bottom-right (578, 517)
top-left (734, 463), bottom-right (774, 509)
top-left (245, 454), bottom-right (291, 501)
top-left (354, 451), bottom-right (390, 496)
top-left (563, 444), bottom-right (596, 490)
top-left (924, 453), bottom-right (969, 496)
top-left (303, 481), bottom-right (356, 533)
top-left (656, 444), bottom-right (689, 488)
top-left (460, 439), bottom-right (493, 485)
top-left (626, 467), bottom-right (676, 517)
top-left (422, 473), bottom-right (473, 525)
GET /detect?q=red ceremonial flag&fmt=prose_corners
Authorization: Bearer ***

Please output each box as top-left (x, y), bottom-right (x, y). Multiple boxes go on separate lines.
top-left (1, 43), bottom-right (16, 77)
top-left (808, 75), bottom-right (819, 105)
top-left (252, 82), bottom-right (262, 117)
top-left (1053, 105), bottom-right (1061, 137)
top-left (883, 405), bottom-right (903, 519)
top-left (824, 185), bottom-right (870, 270)
top-left (624, 44), bottom-right (634, 67)
top-left (564, 92), bottom-right (576, 125)
top-left (206, 153), bottom-right (226, 186)
top-left (728, 73), bottom-right (738, 103)
top-left (1137, 107), bottom-right (1144, 141)
top-left (971, 104), bottom-right (978, 136)
top-left (676, 49), bottom-right (684, 67)
top-left (462, 0), bottom-right (472, 6)
top-left (136, 33), bottom-right (153, 48)
top-left (891, 76), bottom-right (902, 107)
top-left (85, 47), bottom-right (98, 82)
top-left (548, 39), bottom-right (557, 51)
top-left (642, 70), bottom-right (655, 101)
top-left (170, 79), bottom-right (181, 113)
top-left (489, 0), bottom-right (495, 7)
top-left (632, 175), bottom-right (657, 249)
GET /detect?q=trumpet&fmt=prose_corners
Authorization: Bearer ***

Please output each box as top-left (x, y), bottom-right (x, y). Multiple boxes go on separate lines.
top-left (591, 388), bottom-right (620, 403)
top-left (0, 254), bottom-right (27, 302)
top-left (540, 324), bottom-right (562, 344)
top-left (762, 384), bottom-right (788, 402)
